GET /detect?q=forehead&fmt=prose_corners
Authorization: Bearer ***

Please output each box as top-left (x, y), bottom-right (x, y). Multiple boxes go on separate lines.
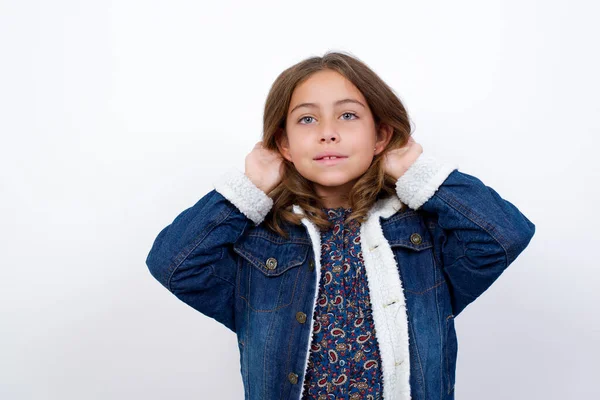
top-left (289, 70), bottom-right (365, 109)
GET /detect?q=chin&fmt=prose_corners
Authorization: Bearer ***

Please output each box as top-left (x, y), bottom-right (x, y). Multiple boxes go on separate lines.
top-left (310, 175), bottom-right (356, 187)
top-left (297, 166), bottom-right (362, 187)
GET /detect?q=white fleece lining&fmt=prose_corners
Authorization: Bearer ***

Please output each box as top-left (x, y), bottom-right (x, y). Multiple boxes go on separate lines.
top-left (360, 196), bottom-right (412, 400)
top-left (213, 168), bottom-right (274, 226)
top-left (395, 152), bottom-right (459, 211)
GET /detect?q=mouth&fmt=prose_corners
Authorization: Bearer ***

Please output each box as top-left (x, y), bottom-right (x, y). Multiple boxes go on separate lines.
top-left (314, 156), bottom-right (348, 165)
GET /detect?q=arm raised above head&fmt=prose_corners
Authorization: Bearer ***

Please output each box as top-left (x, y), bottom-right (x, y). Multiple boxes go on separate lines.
top-left (395, 153), bottom-right (536, 317)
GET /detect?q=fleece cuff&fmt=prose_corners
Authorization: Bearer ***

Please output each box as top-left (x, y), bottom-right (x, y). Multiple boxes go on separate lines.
top-left (395, 152), bottom-right (459, 210)
top-left (213, 168), bottom-right (274, 226)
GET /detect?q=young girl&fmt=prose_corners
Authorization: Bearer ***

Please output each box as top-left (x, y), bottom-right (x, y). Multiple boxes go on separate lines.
top-left (146, 51), bottom-right (535, 400)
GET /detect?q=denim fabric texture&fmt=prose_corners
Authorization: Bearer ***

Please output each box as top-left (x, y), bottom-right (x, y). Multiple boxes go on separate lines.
top-left (146, 152), bottom-right (536, 400)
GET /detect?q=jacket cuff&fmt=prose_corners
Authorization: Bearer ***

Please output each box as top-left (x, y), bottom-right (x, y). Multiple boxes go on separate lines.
top-left (213, 168), bottom-right (274, 225)
top-left (395, 152), bottom-right (459, 210)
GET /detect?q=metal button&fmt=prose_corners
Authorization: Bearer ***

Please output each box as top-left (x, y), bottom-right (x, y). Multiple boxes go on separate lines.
top-left (296, 311), bottom-right (307, 324)
top-left (288, 372), bottom-right (298, 384)
top-left (410, 233), bottom-right (422, 245)
top-left (308, 259), bottom-right (314, 271)
top-left (265, 257), bottom-right (277, 270)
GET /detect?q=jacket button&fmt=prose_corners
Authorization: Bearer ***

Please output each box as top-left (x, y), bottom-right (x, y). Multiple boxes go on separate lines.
top-left (410, 233), bottom-right (422, 245)
top-left (288, 372), bottom-right (298, 384)
top-left (265, 257), bottom-right (277, 270)
top-left (296, 311), bottom-right (307, 324)
top-left (308, 259), bottom-right (314, 271)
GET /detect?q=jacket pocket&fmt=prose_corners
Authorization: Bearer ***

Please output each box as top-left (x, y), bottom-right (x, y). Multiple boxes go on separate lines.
top-left (445, 313), bottom-right (458, 395)
top-left (234, 233), bottom-right (310, 312)
top-left (385, 212), bottom-right (441, 295)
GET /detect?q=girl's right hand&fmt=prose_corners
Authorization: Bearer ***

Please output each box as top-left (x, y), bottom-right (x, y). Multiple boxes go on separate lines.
top-left (245, 141), bottom-right (285, 194)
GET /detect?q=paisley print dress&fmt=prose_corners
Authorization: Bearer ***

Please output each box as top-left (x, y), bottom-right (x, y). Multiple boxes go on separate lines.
top-left (301, 206), bottom-right (384, 400)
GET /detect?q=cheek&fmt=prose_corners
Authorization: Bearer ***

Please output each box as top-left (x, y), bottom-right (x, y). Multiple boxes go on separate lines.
top-left (287, 137), bottom-right (310, 160)
top-left (295, 158), bottom-right (314, 175)
top-left (353, 150), bottom-right (376, 170)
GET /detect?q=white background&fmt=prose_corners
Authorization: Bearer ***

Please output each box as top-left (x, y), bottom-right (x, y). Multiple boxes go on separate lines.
top-left (2, 0), bottom-right (599, 399)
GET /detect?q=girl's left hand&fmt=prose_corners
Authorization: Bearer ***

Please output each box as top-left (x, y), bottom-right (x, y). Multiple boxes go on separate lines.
top-left (383, 136), bottom-right (423, 180)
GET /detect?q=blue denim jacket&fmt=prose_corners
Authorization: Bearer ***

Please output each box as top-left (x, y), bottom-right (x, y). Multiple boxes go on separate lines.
top-left (146, 152), bottom-right (535, 400)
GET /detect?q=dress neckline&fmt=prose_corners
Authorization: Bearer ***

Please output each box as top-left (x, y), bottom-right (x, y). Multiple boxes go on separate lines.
top-left (321, 206), bottom-right (353, 221)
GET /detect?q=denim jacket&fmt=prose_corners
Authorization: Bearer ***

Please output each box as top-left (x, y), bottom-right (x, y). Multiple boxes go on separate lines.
top-left (146, 152), bottom-right (535, 400)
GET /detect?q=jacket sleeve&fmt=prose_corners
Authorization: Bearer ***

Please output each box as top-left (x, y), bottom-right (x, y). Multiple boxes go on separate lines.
top-left (395, 152), bottom-right (536, 317)
top-left (145, 169), bottom-right (273, 332)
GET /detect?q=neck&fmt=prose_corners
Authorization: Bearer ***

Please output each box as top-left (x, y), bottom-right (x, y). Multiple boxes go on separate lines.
top-left (313, 180), bottom-right (355, 209)
top-left (321, 199), bottom-right (351, 209)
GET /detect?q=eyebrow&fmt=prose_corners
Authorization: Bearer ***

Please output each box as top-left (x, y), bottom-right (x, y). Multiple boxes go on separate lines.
top-left (289, 98), bottom-right (366, 115)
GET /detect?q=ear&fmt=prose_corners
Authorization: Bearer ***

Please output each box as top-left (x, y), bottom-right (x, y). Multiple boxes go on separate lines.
top-left (276, 129), bottom-right (293, 162)
top-left (374, 123), bottom-right (394, 155)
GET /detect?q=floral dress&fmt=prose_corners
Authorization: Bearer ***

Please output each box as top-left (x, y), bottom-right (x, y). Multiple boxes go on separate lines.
top-left (301, 206), bottom-right (384, 400)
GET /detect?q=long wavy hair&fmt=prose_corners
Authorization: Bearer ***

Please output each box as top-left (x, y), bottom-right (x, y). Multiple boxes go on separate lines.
top-left (262, 51), bottom-right (412, 238)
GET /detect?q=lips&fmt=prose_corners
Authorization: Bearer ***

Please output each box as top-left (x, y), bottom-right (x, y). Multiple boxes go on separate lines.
top-left (313, 151), bottom-right (347, 160)
top-left (313, 151), bottom-right (348, 166)
top-left (315, 156), bottom-right (347, 165)
top-left (316, 156), bottom-right (346, 160)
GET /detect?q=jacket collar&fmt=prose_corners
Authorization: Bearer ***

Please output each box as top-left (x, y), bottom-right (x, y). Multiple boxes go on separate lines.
top-left (291, 194), bottom-right (404, 220)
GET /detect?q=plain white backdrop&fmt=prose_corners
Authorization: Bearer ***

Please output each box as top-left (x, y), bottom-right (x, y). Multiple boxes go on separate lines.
top-left (1, 0), bottom-right (599, 398)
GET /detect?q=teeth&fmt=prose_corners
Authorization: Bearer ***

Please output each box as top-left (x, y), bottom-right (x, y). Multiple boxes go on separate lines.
top-left (322, 156), bottom-right (338, 160)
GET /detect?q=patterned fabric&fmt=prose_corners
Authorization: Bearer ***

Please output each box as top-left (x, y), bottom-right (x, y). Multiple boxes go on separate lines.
top-left (301, 207), bottom-right (384, 400)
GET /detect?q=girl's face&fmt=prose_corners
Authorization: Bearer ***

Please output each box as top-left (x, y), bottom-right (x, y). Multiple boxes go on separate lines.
top-left (278, 69), bottom-right (392, 207)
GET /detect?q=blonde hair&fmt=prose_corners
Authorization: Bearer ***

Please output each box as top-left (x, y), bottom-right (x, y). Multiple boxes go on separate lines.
top-left (262, 51), bottom-right (411, 238)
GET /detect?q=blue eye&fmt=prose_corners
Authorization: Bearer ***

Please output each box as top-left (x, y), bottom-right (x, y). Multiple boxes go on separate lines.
top-left (298, 116), bottom-right (315, 124)
top-left (298, 113), bottom-right (358, 124)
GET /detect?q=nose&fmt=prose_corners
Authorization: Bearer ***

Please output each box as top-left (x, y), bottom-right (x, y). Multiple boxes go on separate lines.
top-left (319, 120), bottom-right (340, 143)
top-left (320, 135), bottom-right (338, 143)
